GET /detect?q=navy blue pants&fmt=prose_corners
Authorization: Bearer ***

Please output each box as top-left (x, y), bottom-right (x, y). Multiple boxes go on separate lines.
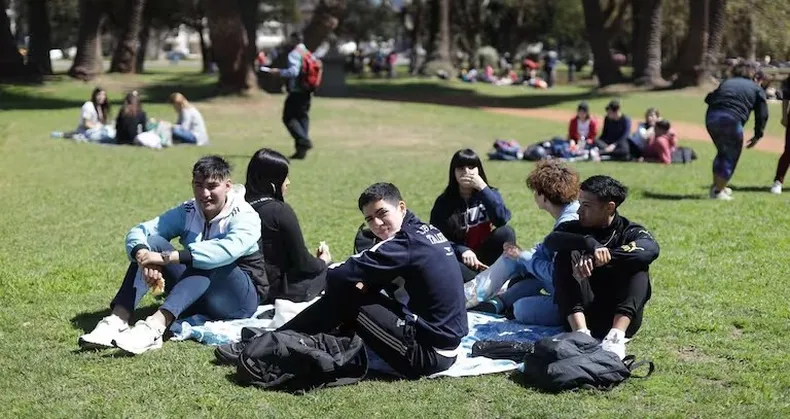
top-left (111, 235), bottom-right (259, 320)
top-left (706, 110), bottom-right (744, 181)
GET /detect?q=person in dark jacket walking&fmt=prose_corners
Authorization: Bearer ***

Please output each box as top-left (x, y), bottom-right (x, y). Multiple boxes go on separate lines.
top-left (114, 92), bottom-right (147, 146)
top-left (275, 183), bottom-right (468, 378)
top-left (704, 61), bottom-right (769, 200)
top-left (265, 32), bottom-right (314, 160)
top-left (245, 148), bottom-right (330, 303)
top-left (430, 149), bottom-right (515, 282)
top-left (545, 175), bottom-right (659, 360)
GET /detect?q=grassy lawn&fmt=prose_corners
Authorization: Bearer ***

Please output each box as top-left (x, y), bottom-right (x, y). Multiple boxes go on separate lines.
top-left (1, 72), bottom-right (790, 418)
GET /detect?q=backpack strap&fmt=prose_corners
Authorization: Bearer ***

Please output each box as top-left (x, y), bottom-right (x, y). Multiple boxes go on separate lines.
top-left (623, 355), bottom-right (655, 379)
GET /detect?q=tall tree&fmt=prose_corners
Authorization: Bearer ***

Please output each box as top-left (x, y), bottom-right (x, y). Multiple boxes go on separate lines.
top-left (631, 0), bottom-right (664, 85)
top-left (302, 0), bottom-right (346, 51)
top-left (68, 0), bottom-right (105, 81)
top-left (134, 13), bottom-right (151, 73)
top-left (109, 0), bottom-right (146, 73)
top-left (582, 0), bottom-right (622, 86)
top-left (0, 0), bottom-right (27, 78)
top-left (674, 0), bottom-right (709, 87)
top-left (406, 0), bottom-right (424, 75)
top-left (27, 0), bottom-right (52, 75)
top-left (238, 0), bottom-right (258, 67)
top-left (205, 0), bottom-right (256, 93)
top-left (422, 0), bottom-right (453, 76)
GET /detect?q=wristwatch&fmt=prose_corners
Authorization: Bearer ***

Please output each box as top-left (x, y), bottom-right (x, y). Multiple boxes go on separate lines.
top-left (161, 251), bottom-right (171, 264)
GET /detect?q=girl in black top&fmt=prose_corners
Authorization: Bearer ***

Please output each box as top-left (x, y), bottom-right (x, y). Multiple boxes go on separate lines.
top-left (430, 149), bottom-right (515, 281)
top-left (245, 148), bottom-right (330, 303)
top-left (114, 92), bottom-right (147, 145)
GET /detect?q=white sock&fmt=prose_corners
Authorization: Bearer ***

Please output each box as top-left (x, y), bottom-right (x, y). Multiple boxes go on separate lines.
top-left (605, 328), bottom-right (625, 342)
top-left (577, 328), bottom-right (591, 336)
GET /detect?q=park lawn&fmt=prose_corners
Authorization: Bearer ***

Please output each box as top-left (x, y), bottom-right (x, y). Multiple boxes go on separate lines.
top-left (1, 72), bottom-right (790, 418)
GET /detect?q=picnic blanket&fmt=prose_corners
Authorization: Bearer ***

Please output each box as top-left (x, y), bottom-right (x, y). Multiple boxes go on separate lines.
top-left (170, 301), bottom-right (562, 378)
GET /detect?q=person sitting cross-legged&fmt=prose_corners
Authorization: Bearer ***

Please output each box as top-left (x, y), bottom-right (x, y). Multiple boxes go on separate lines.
top-left (545, 175), bottom-right (659, 360)
top-left (216, 183), bottom-right (469, 379)
top-left (78, 156), bottom-right (268, 354)
top-left (466, 160), bottom-right (579, 328)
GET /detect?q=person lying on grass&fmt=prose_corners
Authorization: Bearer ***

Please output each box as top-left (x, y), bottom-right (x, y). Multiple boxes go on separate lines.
top-left (79, 156), bottom-right (267, 355)
top-left (465, 160), bottom-right (580, 329)
top-left (545, 175), bottom-right (659, 360)
top-left (430, 148), bottom-right (515, 282)
top-left (216, 183), bottom-right (469, 379)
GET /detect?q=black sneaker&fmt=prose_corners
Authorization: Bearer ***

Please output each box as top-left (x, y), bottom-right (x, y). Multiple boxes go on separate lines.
top-left (214, 341), bottom-right (247, 365)
top-left (472, 297), bottom-right (505, 315)
top-left (290, 147), bottom-right (309, 160)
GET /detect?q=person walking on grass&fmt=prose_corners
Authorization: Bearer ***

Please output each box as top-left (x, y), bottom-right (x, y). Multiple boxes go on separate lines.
top-left (704, 61), bottom-right (768, 200)
top-left (78, 156), bottom-right (267, 355)
top-left (264, 32), bottom-right (315, 160)
top-left (770, 76), bottom-right (790, 194)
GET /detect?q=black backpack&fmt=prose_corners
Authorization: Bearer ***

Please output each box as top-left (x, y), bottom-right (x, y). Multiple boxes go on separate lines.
top-left (521, 331), bottom-right (654, 392)
top-left (235, 329), bottom-right (368, 393)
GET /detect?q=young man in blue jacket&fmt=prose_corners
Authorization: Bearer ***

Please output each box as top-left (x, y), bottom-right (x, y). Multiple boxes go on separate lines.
top-left (273, 183), bottom-right (468, 378)
top-left (266, 32), bottom-right (313, 160)
top-left (79, 156), bottom-right (267, 354)
top-left (545, 175), bottom-right (659, 360)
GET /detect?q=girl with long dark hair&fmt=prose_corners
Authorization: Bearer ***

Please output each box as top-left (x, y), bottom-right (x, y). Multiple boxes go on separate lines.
top-left (114, 91), bottom-right (148, 145)
top-left (245, 148), bottom-right (329, 302)
top-left (430, 149), bottom-right (515, 281)
top-left (75, 86), bottom-right (115, 142)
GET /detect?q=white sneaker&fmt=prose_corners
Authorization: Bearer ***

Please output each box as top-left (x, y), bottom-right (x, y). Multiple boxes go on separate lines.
top-left (709, 188), bottom-right (734, 200)
top-left (771, 181), bottom-right (782, 194)
top-left (112, 319), bottom-right (165, 355)
top-left (601, 329), bottom-right (626, 360)
top-left (79, 315), bottom-right (129, 349)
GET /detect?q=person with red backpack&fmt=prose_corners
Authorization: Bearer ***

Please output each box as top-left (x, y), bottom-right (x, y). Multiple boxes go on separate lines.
top-left (264, 32), bottom-right (322, 160)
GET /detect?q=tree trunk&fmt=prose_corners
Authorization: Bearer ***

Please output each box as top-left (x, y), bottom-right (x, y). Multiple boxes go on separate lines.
top-left (423, 0), bottom-right (438, 69)
top-left (408, 0), bottom-right (423, 75)
top-left (674, 0), bottom-right (709, 87)
top-left (197, 23), bottom-right (212, 73)
top-left (0, 0), bottom-right (27, 78)
top-left (27, 0), bottom-right (52, 75)
top-left (632, 0), bottom-right (664, 86)
top-left (68, 0), bottom-right (105, 81)
top-left (745, 0), bottom-right (757, 62)
top-left (302, 0), bottom-right (345, 51)
top-left (134, 15), bottom-right (151, 73)
top-left (109, 0), bottom-right (146, 73)
top-left (706, 0), bottom-right (727, 69)
top-left (422, 0), bottom-right (453, 76)
top-left (582, 0), bottom-right (622, 86)
top-left (238, 0), bottom-right (258, 67)
top-left (205, 0), bottom-right (256, 93)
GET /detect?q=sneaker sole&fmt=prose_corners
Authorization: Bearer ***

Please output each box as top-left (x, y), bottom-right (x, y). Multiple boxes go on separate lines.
top-left (214, 346), bottom-right (241, 365)
top-left (112, 338), bottom-right (163, 355)
top-left (78, 337), bottom-right (115, 350)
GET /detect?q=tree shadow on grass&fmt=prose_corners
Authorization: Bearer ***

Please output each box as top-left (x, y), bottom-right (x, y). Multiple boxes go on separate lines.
top-left (641, 191), bottom-right (707, 201)
top-left (0, 85), bottom-right (87, 111)
top-left (140, 73), bottom-right (221, 104)
top-left (70, 304), bottom-right (160, 334)
top-left (727, 185), bottom-right (770, 193)
top-left (343, 81), bottom-right (598, 111)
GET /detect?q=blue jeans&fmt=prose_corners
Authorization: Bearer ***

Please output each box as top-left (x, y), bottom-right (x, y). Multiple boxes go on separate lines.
top-left (706, 110), bottom-right (744, 180)
top-left (499, 279), bottom-right (563, 326)
top-left (111, 236), bottom-right (259, 320)
top-left (172, 126), bottom-right (198, 144)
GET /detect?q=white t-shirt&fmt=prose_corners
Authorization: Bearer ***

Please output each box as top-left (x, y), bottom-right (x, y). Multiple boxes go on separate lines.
top-left (576, 119), bottom-right (591, 140)
top-left (79, 101), bottom-right (102, 131)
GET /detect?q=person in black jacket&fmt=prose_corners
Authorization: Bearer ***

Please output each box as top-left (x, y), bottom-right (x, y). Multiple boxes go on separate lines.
top-left (545, 175), bottom-right (659, 360)
top-left (245, 148), bottom-right (330, 303)
top-left (275, 183), bottom-right (469, 378)
top-left (430, 149), bottom-right (515, 282)
top-left (114, 92), bottom-right (147, 145)
top-left (704, 61), bottom-right (769, 200)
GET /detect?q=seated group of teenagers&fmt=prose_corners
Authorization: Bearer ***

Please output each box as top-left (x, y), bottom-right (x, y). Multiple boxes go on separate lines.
top-left (53, 87), bottom-right (209, 147)
top-left (78, 148), bottom-right (660, 379)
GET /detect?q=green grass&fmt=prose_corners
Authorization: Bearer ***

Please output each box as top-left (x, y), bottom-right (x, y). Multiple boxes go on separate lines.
top-left (2, 73), bottom-right (790, 418)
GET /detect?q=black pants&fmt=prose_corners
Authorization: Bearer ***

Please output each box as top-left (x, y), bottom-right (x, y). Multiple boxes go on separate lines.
top-left (593, 139), bottom-right (631, 161)
top-left (458, 225), bottom-right (517, 282)
top-left (553, 251), bottom-right (651, 339)
top-left (278, 280), bottom-right (456, 379)
top-left (282, 91), bottom-right (312, 150)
